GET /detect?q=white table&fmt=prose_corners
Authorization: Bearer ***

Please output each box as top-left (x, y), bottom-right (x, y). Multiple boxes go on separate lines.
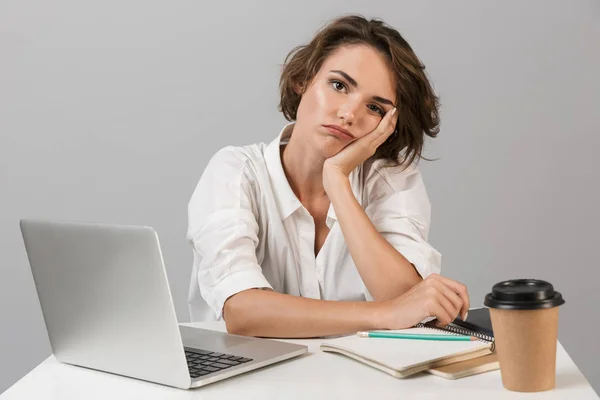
top-left (2, 322), bottom-right (597, 400)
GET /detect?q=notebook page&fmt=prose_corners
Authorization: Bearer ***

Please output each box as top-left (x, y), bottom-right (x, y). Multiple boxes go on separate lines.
top-left (321, 327), bottom-right (490, 371)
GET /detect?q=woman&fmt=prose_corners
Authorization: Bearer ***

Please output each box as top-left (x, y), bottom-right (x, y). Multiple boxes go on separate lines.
top-left (187, 15), bottom-right (469, 338)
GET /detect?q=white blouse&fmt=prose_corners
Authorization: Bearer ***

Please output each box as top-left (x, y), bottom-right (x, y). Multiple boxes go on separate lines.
top-left (187, 123), bottom-right (441, 321)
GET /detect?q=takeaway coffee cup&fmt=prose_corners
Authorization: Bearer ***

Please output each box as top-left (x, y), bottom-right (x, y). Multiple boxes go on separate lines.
top-left (484, 279), bottom-right (565, 392)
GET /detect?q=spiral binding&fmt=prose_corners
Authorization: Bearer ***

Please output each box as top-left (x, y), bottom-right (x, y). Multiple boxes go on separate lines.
top-left (415, 322), bottom-right (495, 345)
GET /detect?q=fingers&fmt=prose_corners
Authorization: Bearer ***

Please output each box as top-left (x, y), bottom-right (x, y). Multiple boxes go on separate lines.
top-left (371, 107), bottom-right (397, 149)
top-left (428, 274), bottom-right (470, 320)
top-left (426, 291), bottom-right (454, 327)
top-left (389, 275), bottom-right (469, 330)
top-left (430, 280), bottom-right (463, 322)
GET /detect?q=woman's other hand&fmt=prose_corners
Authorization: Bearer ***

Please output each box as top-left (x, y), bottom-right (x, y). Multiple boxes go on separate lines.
top-left (377, 274), bottom-right (470, 329)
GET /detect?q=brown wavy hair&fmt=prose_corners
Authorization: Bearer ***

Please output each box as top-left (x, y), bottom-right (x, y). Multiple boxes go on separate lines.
top-left (278, 15), bottom-right (440, 166)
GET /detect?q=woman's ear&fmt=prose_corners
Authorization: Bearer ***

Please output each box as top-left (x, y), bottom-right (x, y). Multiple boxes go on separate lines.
top-left (293, 81), bottom-right (305, 96)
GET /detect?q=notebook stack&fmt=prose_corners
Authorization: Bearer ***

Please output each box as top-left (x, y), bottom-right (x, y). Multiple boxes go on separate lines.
top-left (320, 307), bottom-right (499, 380)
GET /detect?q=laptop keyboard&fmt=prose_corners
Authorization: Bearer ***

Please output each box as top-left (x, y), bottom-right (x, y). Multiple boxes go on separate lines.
top-left (185, 349), bottom-right (253, 378)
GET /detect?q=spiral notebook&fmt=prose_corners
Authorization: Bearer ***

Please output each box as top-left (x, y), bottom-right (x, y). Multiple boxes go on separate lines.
top-left (320, 309), bottom-right (496, 379)
top-left (424, 307), bottom-right (498, 379)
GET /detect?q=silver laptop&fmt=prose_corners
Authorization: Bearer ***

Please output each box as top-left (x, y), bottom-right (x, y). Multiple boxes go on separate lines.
top-left (20, 219), bottom-right (307, 389)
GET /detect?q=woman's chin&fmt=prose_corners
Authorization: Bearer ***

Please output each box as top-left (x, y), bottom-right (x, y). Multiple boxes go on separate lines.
top-left (297, 134), bottom-right (345, 160)
top-left (318, 136), bottom-right (347, 157)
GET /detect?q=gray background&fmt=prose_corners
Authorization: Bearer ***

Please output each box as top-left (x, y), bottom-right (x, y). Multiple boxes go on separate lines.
top-left (1, 0), bottom-right (598, 395)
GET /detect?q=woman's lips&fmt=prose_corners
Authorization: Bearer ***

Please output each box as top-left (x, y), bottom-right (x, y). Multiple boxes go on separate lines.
top-left (323, 125), bottom-right (355, 140)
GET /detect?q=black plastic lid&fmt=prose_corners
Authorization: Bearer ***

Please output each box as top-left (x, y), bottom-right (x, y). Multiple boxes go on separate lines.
top-left (484, 279), bottom-right (565, 310)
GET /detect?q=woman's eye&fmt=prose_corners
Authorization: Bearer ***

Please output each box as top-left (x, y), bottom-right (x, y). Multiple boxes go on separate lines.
top-left (331, 80), bottom-right (346, 92)
top-left (368, 104), bottom-right (384, 115)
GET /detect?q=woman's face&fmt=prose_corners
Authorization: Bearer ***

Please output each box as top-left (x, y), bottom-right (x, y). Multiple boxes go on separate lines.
top-left (295, 44), bottom-right (397, 158)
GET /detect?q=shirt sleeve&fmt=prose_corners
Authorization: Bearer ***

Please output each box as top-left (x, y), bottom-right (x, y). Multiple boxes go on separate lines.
top-left (363, 161), bottom-right (442, 287)
top-left (187, 147), bottom-right (272, 320)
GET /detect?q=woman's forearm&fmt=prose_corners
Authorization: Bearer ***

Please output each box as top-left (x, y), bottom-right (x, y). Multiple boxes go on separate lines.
top-left (223, 289), bottom-right (384, 338)
top-left (326, 174), bottom-right (422, 301)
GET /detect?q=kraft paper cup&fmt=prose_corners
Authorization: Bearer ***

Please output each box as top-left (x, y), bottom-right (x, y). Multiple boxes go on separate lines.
top-left (484, 279), bottom-right (565, 392)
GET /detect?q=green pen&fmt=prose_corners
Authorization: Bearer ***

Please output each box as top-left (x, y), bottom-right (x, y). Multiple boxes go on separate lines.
top-left (357, 331), bottom-right (478, 341)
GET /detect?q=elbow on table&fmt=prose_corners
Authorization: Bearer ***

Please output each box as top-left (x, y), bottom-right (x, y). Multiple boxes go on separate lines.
top-left (222, 291), bottom-right (257, 336)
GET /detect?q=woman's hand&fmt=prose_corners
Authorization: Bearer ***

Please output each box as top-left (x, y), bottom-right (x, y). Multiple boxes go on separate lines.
top-left (323, 107), bottom-right (397, 190)
top-left (377, 274), bottom-right (471, 329)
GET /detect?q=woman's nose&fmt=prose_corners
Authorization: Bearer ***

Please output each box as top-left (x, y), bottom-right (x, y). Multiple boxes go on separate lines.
top-left (337, 98), bottom-right (361, 125)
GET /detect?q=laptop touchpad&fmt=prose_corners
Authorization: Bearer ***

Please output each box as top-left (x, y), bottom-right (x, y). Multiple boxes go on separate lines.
top-left (179, 325), bottom-right (254, 350)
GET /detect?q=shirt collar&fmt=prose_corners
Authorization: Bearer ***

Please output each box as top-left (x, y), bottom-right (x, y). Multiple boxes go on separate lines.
top-left (264, 122), bottom-right (303, 220)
